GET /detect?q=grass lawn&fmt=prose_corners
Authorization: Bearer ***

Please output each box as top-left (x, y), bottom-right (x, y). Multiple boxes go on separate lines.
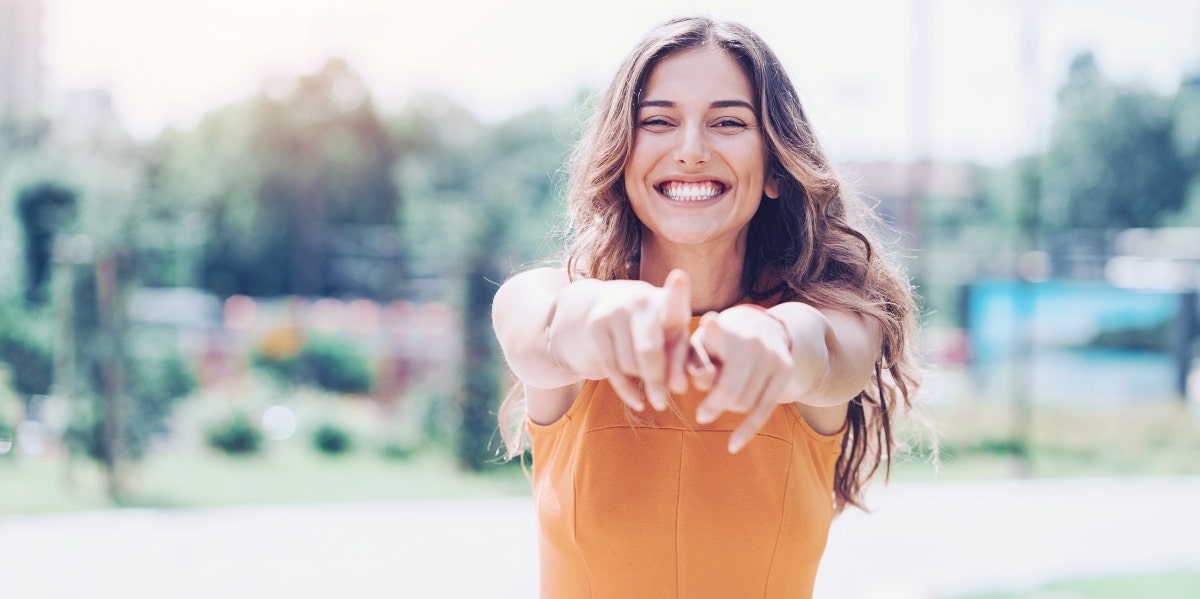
top-left (883, 400), bottom-right (1200, 482)
top-left (0, 444), bottom-right (530, 516)
top-left (947, 570), bottom-right (1200, 598)
top-left (3, 395), bottom-right (1199, 516)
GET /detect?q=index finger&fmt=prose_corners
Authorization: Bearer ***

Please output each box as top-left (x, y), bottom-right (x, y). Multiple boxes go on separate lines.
top-left (632, 308), bottom-right (669, 411)
top-left (728, 375), bottom-right (790, 454)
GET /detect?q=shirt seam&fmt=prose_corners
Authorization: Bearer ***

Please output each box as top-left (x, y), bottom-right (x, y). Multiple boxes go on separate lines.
top-left (762, 419), bottom-right (797, 597)
top-left (675, 430), bottom-right (683, 599)
top-left (581, 425), bottom-right (791, 445)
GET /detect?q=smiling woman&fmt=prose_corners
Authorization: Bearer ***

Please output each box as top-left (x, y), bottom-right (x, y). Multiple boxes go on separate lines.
top-left (491, 15), bottom-right (923, 599)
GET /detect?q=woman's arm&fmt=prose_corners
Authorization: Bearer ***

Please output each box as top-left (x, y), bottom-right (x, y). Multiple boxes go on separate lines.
top-left (769, 302), bottom-right (882, 408)
top-left (491, 267), bottom-right (578, 391)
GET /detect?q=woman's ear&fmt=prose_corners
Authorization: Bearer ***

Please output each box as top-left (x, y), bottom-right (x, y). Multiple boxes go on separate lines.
top-left (765, 172), bottom-right (781, 199)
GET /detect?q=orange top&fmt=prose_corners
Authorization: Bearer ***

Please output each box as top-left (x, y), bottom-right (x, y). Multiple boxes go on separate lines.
top-left (528, 349), bottom-right (845, 598)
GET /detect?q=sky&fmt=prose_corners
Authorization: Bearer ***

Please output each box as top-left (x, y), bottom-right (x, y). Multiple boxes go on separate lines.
top-left (41, 0), bottom-right (1200, 164)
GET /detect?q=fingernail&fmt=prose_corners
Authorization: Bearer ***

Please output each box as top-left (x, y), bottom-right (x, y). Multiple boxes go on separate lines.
top-left (728, 438), bottom-right (744, 454)
top-left (650, 393), bottom-right (666, 411)
top-left (696, 407), bottom-right (714, 424)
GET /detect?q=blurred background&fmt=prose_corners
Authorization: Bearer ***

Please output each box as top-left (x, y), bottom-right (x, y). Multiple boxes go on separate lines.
top-left (1, 0), bottom-right (1199, 597)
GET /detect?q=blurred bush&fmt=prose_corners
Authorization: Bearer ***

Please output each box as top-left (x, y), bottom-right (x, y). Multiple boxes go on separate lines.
top-left (0, 302), bottom-right (53, 397)
top-left (1085, 321), bottom-right (1171, 353)
top-left (249, 347), bottom-right (298, 384)
top-left (251, 334), bottom-right (373, 395)
top-left (379, 438), bottom-right (417, 461)
top-left (304, 336), bottom-right (373, 395)
top-left (63, 349), bottom-right (198, 462)
top-left (311, 422), bottom-right (352, 456)
top-left (205, 411), bottom-right (264, 456)
top-left (0, 413), bottom-right (13, 458)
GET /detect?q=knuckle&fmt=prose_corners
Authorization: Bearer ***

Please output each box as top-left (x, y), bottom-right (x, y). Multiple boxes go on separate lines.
top-left (634, 346), bottom-right (659, 365)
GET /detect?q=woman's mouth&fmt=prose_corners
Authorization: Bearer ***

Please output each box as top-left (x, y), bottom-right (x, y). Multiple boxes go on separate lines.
top-left (656, 181), bottom-right (727, 202)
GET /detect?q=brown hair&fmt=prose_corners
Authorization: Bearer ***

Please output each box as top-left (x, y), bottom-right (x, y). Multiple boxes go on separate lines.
top-left (499, 16), bottom-right (922, 513)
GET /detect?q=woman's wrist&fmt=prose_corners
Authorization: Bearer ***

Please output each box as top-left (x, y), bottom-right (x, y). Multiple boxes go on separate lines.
top-left (766, 302), bottom-right (834, 399)
top-left (546, 278), bottom-right (602, 377)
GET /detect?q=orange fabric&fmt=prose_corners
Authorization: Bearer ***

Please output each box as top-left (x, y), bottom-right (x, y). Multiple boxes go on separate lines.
top-left (528, 335), bottom-right (845, 598)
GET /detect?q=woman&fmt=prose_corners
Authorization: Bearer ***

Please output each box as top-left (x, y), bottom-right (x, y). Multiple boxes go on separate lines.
top-left (492, 15), bottom-right (921, 599)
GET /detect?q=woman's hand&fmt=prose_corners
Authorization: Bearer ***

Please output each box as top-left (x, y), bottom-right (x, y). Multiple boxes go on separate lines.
top-left (690, 304), bottom-right (831, 454)
top-left (550, 269), bottom-right (693, 412)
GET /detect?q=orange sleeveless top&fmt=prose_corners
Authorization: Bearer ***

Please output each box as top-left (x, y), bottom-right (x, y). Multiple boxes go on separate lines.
top-left (527, 348), bottom-right (845, 598)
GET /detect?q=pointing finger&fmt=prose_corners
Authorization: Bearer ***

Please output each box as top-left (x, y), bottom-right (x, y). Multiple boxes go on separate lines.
top-left (729, 374), bottom-right (790, 453)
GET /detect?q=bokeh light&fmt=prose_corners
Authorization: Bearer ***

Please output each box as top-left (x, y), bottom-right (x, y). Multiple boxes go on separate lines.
top-left (261, 405), bottom-right (298, 441)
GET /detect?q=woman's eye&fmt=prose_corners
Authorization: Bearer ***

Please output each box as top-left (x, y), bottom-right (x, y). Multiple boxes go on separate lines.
top-left (714, 118), bottom-right (747, 129)
top-left (640, 117), bottom-right (673, 129)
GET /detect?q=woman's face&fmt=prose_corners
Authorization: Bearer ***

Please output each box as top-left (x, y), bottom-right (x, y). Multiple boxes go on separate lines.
top-left (624, 46), bottom-right (778, 253)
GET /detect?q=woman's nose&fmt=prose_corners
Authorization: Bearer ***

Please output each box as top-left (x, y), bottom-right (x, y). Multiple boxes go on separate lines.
top-left (673, 124), bottom-right (710, 167)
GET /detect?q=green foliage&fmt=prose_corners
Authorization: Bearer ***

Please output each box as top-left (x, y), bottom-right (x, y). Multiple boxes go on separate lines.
top-left (0, 412), bottom-right (13, 458)
top-left (311, 422), bottom-right (353, 456)
top-left (48, 265), bottom-right (197, 463)
top-left (953, 569), bottom-right (1200, 599)
top-left (251, 335), bottom-right (373, 395)
top-left (379, 439), bottom-right (418, 461)
top-left (249, 349), bottom-right (299, 383)
top-left (63, 348), bottom-right (197, 463)
top-left (125, 350), bottom-right (199, 441)
top-left (1044, 53), bottom-right (1197, 229)
top-left (303, 336), bottom-right (373, 394)
top-left (457, 255), bottom-right (503, 472)
top-left (0, 312), bottom-right (53, 397)
top-left (1084, 321), bottom-right (1171, 353)
top-left (388, 96), bottom-right (580, 471)
top-left (205, 411), bottom-right (264, 456)
top-left (62, 401), bottom-right (115, 463)
top-left (15, 182), bottom-right (77, 306)
top-left (155, 58), bottom-right (403, 299)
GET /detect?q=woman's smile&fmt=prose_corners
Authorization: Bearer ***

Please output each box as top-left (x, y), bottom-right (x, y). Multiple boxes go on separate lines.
top-left (656, 180), bottom-right (729, 204)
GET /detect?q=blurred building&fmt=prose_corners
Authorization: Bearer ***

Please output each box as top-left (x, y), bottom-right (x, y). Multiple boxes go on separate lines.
top-left (46, 88), bottom-right (131, 149)
top-left (0, 0), bottom-right (42, 124)
top-left (844, 160), bottom-right (975, 248)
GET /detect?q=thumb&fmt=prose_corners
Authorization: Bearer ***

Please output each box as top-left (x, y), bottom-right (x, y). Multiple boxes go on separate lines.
top-left (687, 312), bottom-right (719, 391)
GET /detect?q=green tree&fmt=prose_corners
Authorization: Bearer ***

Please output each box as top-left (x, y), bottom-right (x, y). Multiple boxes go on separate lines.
top-left (388, 92), bottom-right (581, 469)
top-left (1044, 53), bottom-right (1195, 229)
top-left (154, 58), bottom-right (403, 299)
top-left (15, 182), bottom-right (77, 306)
top-left (1168, 75), bottom-right (1200, 225)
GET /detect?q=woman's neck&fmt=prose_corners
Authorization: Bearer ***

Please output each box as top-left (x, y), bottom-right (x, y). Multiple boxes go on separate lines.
top-left (638, 234), bottom-right (746, 314)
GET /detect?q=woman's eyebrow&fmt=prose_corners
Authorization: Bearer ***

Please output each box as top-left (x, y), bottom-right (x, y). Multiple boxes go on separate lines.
top-left (636, 99), bottom-right (755, 110)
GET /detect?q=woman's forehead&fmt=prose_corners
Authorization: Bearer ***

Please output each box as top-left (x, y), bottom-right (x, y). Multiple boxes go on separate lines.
top-left (640, 47), bottom-right (755, 107)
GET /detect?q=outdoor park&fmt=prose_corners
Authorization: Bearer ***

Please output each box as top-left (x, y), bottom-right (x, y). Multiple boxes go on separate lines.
top-left (2, 1), bottom-right (1200, 597)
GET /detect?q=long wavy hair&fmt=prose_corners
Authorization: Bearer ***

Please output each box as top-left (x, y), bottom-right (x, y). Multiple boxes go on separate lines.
top-left (498, 16), bottom-right (922, 513)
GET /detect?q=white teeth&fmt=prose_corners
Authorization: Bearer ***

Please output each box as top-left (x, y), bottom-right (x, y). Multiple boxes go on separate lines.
top-left (662, 181), bottom-right (722, 202)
